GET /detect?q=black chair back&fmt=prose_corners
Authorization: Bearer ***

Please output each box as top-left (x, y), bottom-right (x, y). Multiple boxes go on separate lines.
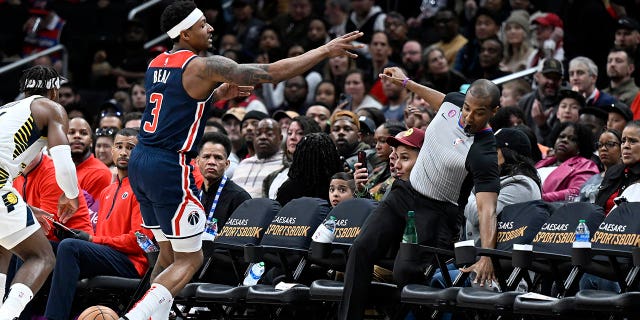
top-left (592, 202), bottom-right (640, 252)
top-left (260, 197), bottom-right (331, 250)
top-left (496, 200), bottom-right (552, 251)
top-left (329, 198), bottom-right (377, 244)
top-left (214, 198), bottom-right (281, 247)
top-left (532, 202), bottom-right (604, 255)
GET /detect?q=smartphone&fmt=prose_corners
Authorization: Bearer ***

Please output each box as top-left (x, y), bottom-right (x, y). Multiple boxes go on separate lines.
top-left (43, 214), bottom-right (78, 236)
top-left (338, 93), bottom-right (352, 106)
top-left (357, 151), bottom-right (367, 171)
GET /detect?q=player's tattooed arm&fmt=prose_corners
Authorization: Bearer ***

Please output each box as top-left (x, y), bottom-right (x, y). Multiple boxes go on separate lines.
top-left (202, 56), bottom-right (273, 85)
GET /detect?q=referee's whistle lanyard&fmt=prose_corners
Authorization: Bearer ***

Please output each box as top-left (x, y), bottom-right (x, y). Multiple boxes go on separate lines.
top-left (199, 175), bottom-right (227, 229)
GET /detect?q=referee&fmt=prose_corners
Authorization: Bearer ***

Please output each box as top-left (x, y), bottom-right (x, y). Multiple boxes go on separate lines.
top-left (339, 67), bottom-right (502, 320)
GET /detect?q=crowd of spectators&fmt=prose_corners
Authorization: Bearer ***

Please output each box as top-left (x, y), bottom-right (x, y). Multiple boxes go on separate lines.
top-left (6, 0), bottom-right (640, 317)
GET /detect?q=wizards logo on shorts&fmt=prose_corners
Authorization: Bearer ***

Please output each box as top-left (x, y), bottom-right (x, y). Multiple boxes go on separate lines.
top-left (187, 211), bottom-right (200, 225)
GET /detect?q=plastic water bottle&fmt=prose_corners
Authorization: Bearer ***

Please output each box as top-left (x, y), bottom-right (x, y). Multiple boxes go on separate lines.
top-left (243, 262), bottom-right (265, 286)
top-left (402, 211), bottom-right (418, 244)
top-left (135, 231), bottom-right (159, 253)
top-left (575, 219), bottom-right (590, 242)
top-left (311, 215), bottom-right (337, 243)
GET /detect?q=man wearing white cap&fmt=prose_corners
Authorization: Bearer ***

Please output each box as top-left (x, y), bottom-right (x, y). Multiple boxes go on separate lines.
top-left (123, 1), bottom-right (364, 319)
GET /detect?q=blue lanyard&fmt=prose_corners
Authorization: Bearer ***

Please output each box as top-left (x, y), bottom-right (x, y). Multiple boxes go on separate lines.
top-left (199, 175), bottom-right (227, 224)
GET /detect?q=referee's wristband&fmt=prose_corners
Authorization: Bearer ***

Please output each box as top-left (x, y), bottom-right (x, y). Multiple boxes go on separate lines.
top-left (402, 78), bottom-right (410, 88)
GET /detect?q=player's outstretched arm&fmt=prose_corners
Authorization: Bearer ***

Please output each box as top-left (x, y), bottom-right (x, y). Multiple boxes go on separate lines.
top-left (31, 99), bottom-right (79, 221)
top-left (379, 67), bottom-right (446, 112)
top-left (202, 31), bottom-right (364, 86)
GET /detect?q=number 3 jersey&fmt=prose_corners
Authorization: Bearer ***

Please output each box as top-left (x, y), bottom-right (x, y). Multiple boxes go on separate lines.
top-left (141, 50), bottom-right (214, 155)
top-left (0, 96), bottom-right (47, 189)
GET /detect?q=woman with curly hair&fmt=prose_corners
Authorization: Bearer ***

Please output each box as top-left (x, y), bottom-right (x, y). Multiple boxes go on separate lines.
top-left (275, 132), bottom-right (342, 206)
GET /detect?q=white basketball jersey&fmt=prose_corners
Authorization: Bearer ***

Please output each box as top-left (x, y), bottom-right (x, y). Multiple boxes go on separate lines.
top-left (0, 96), bottom-right (47, 188)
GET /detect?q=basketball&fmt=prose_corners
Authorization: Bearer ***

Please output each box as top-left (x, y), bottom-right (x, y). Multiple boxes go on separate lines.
top-left (77, 305), bottom-right (119, 320)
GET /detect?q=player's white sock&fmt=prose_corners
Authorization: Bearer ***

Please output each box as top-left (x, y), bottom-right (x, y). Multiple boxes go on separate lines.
top-left (150, 297), bottom-right (173, 320)
top-left (124, 283), bottom-right (172, 320)
top-left (0, 283), bottom-right (32, 320)
top-left (0, 273), bottom-right (7, 305)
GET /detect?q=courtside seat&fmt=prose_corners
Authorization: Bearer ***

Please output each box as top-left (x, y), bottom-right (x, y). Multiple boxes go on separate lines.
top-left (309, 279), bottom-right (399, 303)
top-left (513, 295), bottom-right (579, 316)
top-left (457, 287), bottom-right (522, 312)
top-left (575, 290), bottom-right (640, 315)
top-left (196, 284), bottom-right (250, 304)
top-left (401, 285), bottom-right (461, 309)
top-left (246, 284), bottom-right (310, 304)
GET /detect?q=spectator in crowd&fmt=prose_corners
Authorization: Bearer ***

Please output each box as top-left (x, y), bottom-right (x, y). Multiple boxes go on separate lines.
top-left (499, 79), bottom-right (531, 107)
top-left (129, 81), bottom-right (146, 112)
top-left (454, 8), bottom-right (501, 81)
top-left (330, 111), bottom-right (371, 168)
top-left (518, 58), bottom-right (563, 142)
top-left (275, 76), bottom-right (309, 114)
top-left (353, 122), bottom-right (406, 201)
top-left (203, 119), bottom-right (227, 134)
top-left (57, 82), bottom-right (80, 108)
top-left (276, 132), bottom-right (342, 206)
top-left (535, 122), bottom-right (599, 202)
top-left (569, 56), bottom-right (616, 106)
top-left (240, 110), bottom-right (268, 159)
top-left (579, 106), bottom-right (608, 138)
top-left (465, 127), bottom-right (541, 245)
top-left (384, 12), bottom-right (409, 63)
top-left (271, 0), bottom-right (313, 48)
top-left (113, 89), bottom-right (132, 113)
top-left (432, 9), bottom-right (468, 68)
top-left (94, 127), bottom-right (117, 179)
top-left (613, 17), bottom-right (640, 85)
top-left (478, 37), bottom-right (511, 81)
top-left (306, 102), bottom-right (332, 132)
top-left (255, 25), bottom-right (285, 64)
top-left (230, 0), bottom-right (265, 57)
top-left (234, 118), bottom-right (284, 198)
top-left (403, 96), bottom-right (434, 130)
top-left (329, 172), bottom-right (356, 207)
top-left (123, 111), bottom-right (143, 129)
top-left (196, 132), bottom-right (251, 232)
top-left (67, 117), bottom-right (112, 201)
top-left (273, 110), bottom-right (300, 139)
top-left (501, 10), bottom-right (534, 73)
top-left (314, 81), bottom-right (337, 109)
top-left (356, 107), bottom-right (386, 130)
top-left (603, 47), bottom-right (639, 106)
top-left (596, 121), bottom-right (640, 214)
top-left (323, 54), bottom-right (357, 99)
top-left (580, 129), bottom-right (622, 203)
top-left (422, 46), bottom-right (468, 94)
top-left (345, 0), bottom-right (386, 46)
top-left (97, 110), bottom-right (123, 130)
top-left (607, 101), bottom-right (634, 133)
top-left (542, 89), bottom-right (586, 146)
top-left (342, 69), bottom-right (383, 111)
top-left (489, 106), bottom-right (527, 129)
top-left (43, 128), bottom-right (151, 320)
top-left (528, 12), bottom-right (565, 68)
top-left (14, 151), bottom-right (95, 241)
top-left (400, 40), bottom-right (423, 80)
top-left (221, 108), bottom-right (248, 168)
top-left (381, 72), bottom-right (408, 121)
top-left (263, 116), bottom-right (321, 199)
top-left (364, 31), bottom-right (397, 105)
top-left (325, 0), bottom-right (350, 39)
top-left (305, 18), bottom-right (331, 52)
top-left (356, 115), bottom-right (376, 148)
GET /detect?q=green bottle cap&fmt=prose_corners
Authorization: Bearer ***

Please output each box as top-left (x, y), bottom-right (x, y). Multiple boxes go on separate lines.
top-left (579, 219), bottom-right (586, 223)
top-left (408, 211), bottom-right (415, 217)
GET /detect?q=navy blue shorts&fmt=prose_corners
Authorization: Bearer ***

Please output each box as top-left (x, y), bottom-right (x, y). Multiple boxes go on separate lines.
top-left (129, 144), bottom-right (205, 239)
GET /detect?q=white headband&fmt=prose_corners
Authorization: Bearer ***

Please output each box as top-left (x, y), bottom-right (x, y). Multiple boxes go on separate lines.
top-left (24, 77), bottom-right (61, 90)
top-left (166, 8), bottom-right (204, 39)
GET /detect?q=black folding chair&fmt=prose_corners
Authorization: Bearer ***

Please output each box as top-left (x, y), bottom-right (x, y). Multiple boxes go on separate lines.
top-left (400, 200), bottom-right (552, 319)
top-left (188, 198), bottom-right (281, 319)
top-left (243, 197), bottom-right (331, 319)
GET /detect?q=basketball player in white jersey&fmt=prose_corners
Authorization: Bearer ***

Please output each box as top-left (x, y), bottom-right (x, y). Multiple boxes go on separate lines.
top-left (0, 65), bottom-right (79, 320)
